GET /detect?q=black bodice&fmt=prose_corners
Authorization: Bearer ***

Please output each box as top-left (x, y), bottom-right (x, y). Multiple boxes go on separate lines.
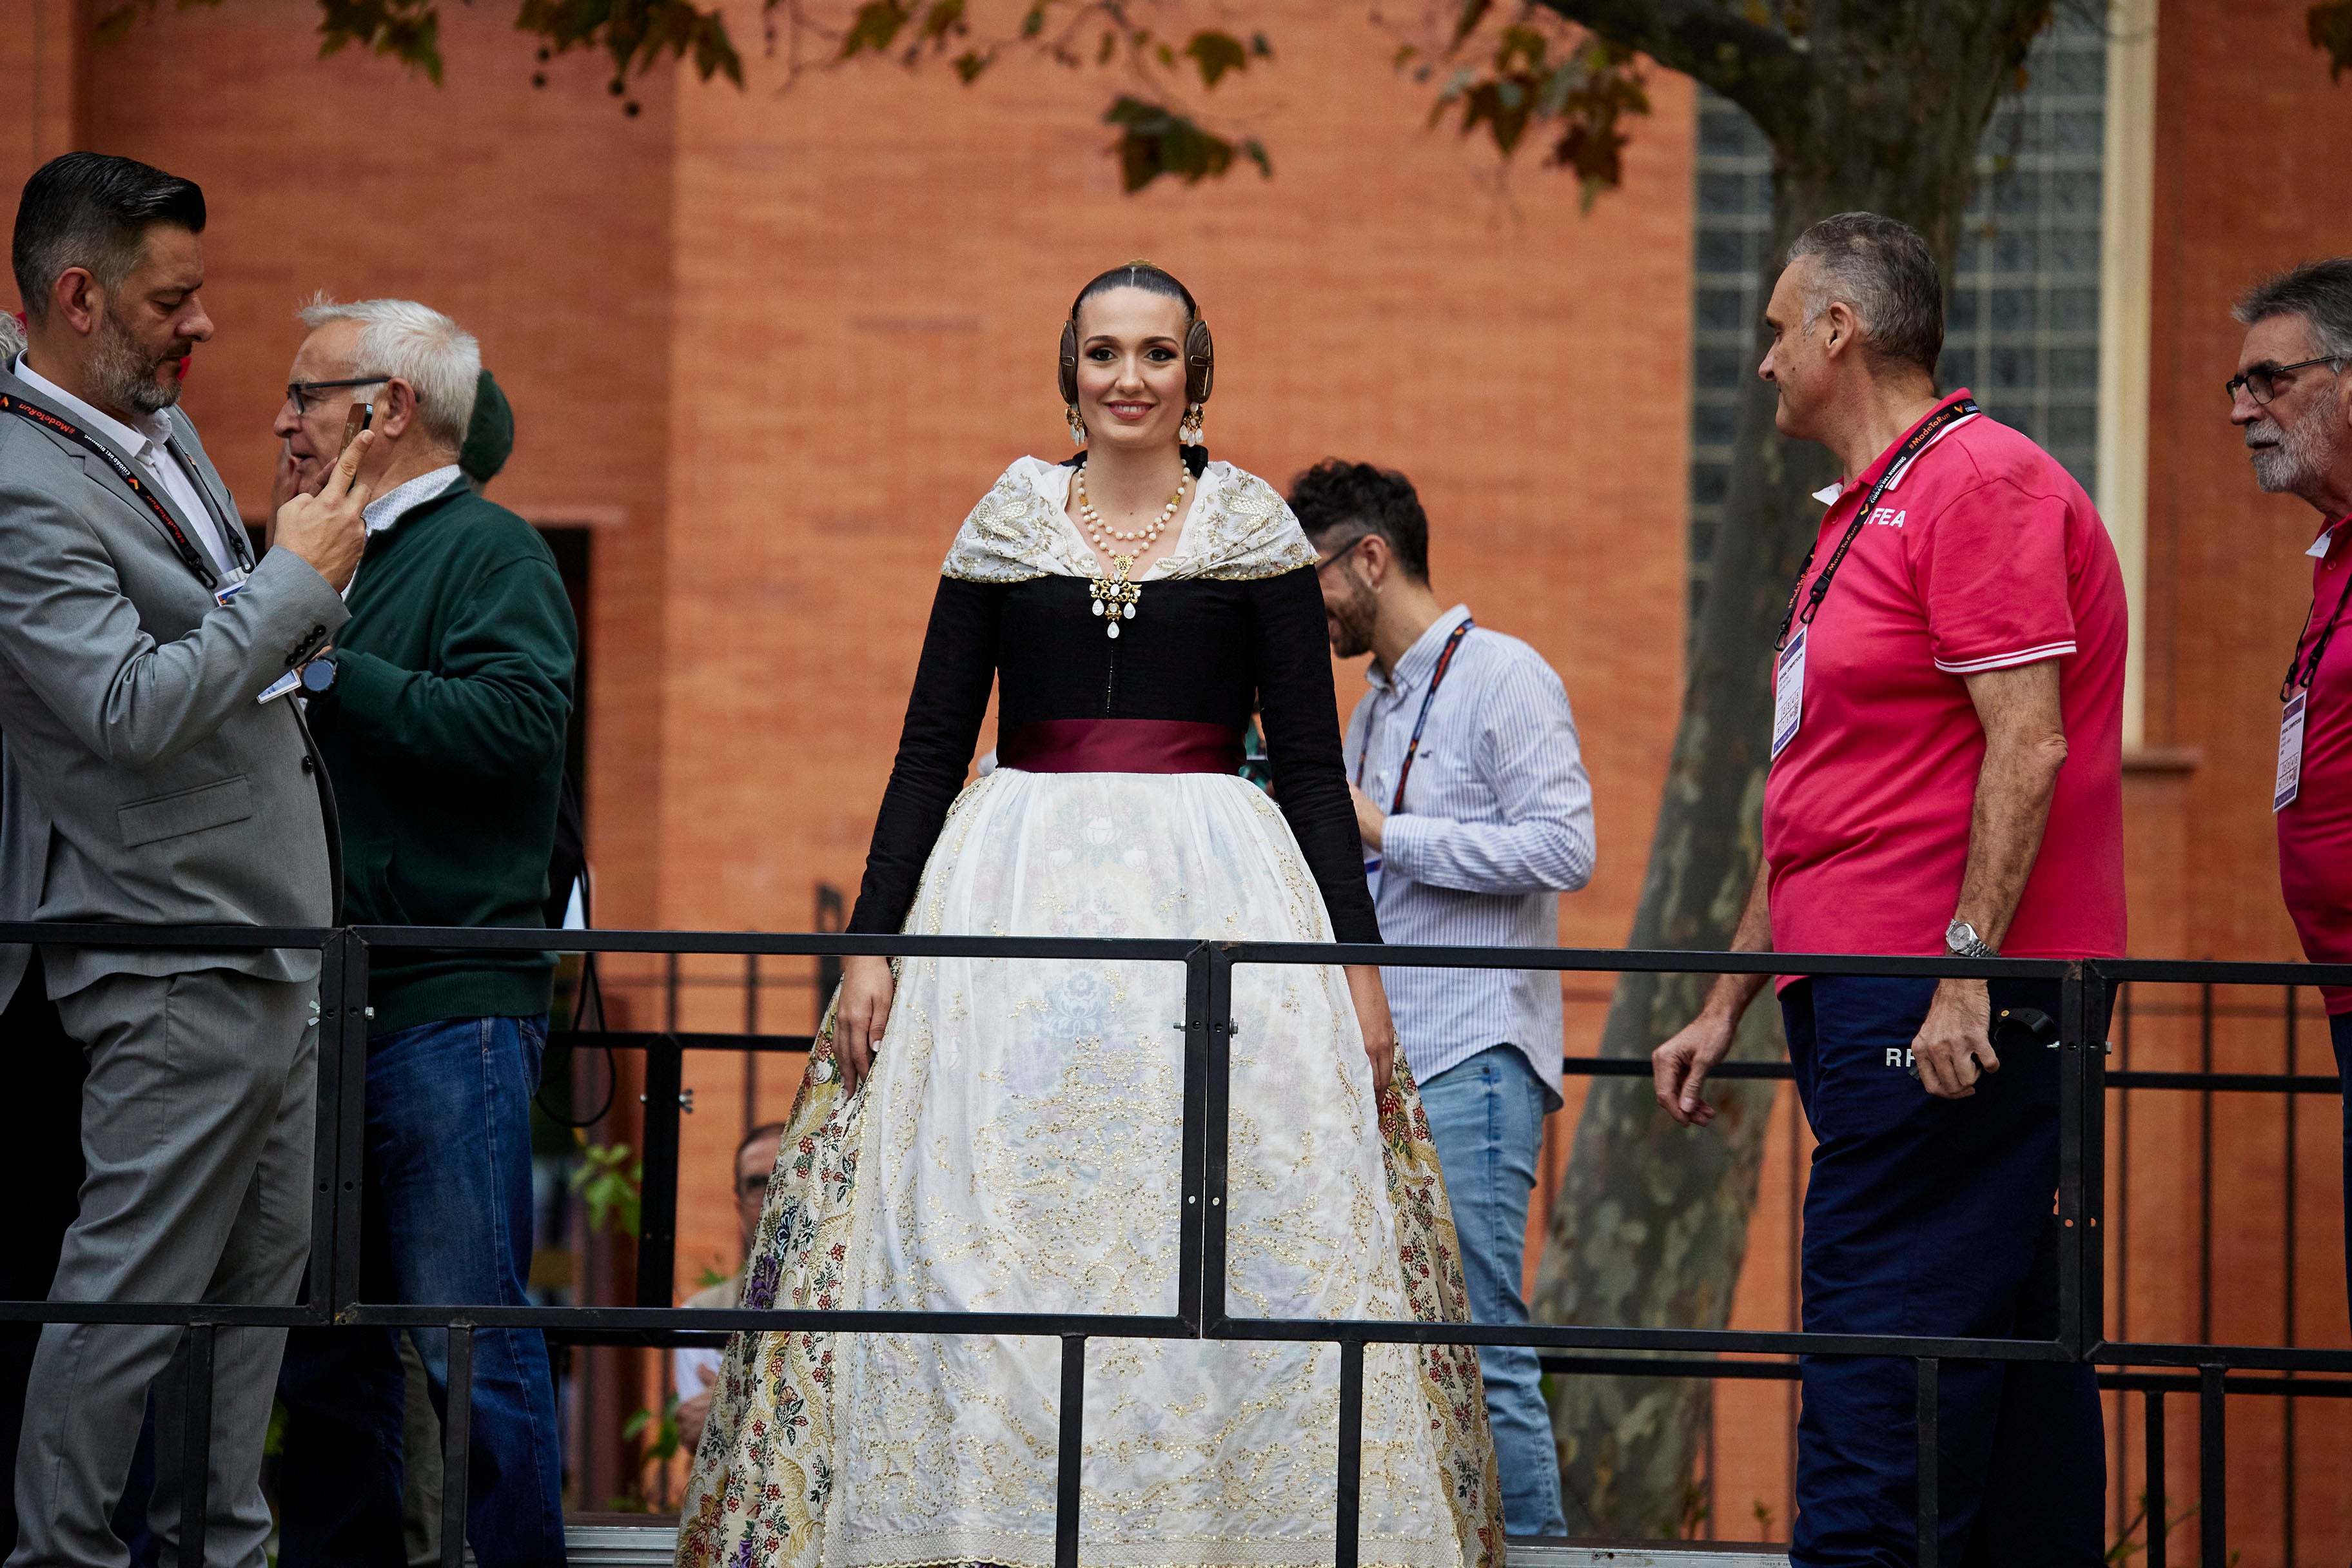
top-left (848, 564), bottom-right (1381, 945)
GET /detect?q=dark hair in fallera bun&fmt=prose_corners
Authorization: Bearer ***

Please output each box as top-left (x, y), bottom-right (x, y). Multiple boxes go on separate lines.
top-left (1060, 261), bottom-right (1212, 477)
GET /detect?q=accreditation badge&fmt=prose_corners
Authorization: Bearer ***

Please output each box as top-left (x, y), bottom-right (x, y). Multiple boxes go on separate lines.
top-left (2277, 691), bottom-right (2308, 812)
top-left (1771, 626), bottom-right (1807, 761)
top-left (1363, 856), bottom-right (1383, 903)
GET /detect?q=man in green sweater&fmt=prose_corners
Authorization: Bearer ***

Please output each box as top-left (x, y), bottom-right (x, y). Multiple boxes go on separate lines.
top-left (269, 299), bottom-right (576, 1568)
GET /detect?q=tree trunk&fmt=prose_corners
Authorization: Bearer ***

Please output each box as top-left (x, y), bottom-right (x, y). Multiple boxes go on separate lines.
top-left (1527, 0), bottom-right (2057, 1536)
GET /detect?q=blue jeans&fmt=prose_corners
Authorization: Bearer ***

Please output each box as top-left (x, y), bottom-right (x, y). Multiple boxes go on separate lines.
top-left (277, 1015), bottom-right (567, 1568)
top-left (1783, 977), bottom-right (2104, 1568)
top-left (1417, 1046), bottom-right (1565, 1538)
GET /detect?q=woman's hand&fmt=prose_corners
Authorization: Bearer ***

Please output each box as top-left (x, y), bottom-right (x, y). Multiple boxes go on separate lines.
top-left (835, 954), bottom-right (896, 1097)
top-left (1344, 964), bottom-right (1396, 1095)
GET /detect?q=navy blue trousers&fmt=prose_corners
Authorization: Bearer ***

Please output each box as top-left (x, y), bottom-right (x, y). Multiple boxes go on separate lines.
top-left (1781, 976), bottom-right (2104, 1568)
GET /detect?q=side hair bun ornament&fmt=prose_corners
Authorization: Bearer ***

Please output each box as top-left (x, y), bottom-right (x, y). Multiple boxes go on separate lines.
top-left (1184, 318), bottom-right (1215, 406)
top-left (1058, 319), bottom-right (1081, 407)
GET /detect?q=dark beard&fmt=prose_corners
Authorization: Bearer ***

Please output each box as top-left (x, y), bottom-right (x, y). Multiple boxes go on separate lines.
top-left (85, 307), bottom-right (180, 416)
top-left (1327, 569), bottom-right (1380, 660)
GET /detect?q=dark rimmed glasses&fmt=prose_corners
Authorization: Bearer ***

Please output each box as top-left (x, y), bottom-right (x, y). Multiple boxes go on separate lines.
top-left (2226, 356), bottom-right (2346, 407)
top-left (285, 375), bottom-right (391, 415)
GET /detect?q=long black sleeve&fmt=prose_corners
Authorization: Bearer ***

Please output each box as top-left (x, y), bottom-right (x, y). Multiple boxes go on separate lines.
top-left (848, 576), bottom-right (1003, 934)
top-left (1248, 566), bottom-right (1382, 945)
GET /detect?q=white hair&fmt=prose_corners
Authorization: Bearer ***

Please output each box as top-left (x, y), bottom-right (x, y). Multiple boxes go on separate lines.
top-left (0, 312), bottom-right (24, 362)
top-left (298, 294), bottom-right (480, 450)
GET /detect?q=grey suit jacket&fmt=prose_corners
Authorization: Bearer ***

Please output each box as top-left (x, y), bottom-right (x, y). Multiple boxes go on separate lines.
top-left (0, 363), bottom-right (350, 1006)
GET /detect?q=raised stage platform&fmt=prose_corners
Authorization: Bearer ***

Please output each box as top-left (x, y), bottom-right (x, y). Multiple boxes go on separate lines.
top-left (562, 1519), bottom-right (1792, 1567)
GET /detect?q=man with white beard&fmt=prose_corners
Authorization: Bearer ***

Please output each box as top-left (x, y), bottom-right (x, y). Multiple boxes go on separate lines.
top-left (2231, 259), bottom-right (2352, 1339)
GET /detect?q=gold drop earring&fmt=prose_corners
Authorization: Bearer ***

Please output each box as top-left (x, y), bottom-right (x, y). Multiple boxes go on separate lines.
top-left (1179, 404), bottom-right (1204, 446)
top-left (1067, 404), bottom-right (1088, 446)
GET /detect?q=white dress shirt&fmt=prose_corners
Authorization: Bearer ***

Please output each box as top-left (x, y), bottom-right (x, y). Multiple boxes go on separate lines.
top-left (1342, 604), bottom-right (1596, 1101)
top-left (11, 353), bottom-right (238, 576)
top-left (346, 464), bottom-right (464, 600)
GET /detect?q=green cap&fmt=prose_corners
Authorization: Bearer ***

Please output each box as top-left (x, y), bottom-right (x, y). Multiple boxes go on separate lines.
top-left (460, 368), bottom-right (514, 487)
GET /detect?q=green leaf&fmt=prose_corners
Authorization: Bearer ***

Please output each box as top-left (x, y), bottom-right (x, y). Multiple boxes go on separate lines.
top-left (1103, 95), bottom-right (1269, 193)
top-left (2313, 1), bottom-right (2352, 81)
top-left (1184, 29), bottom-right (1248, 90)
top-left (839, 0), bottom-right (908, 60)
top-left (952, 46), bottom-right (993, 83)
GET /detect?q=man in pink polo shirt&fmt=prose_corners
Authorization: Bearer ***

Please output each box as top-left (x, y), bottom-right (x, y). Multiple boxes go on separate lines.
top-left (1652, 212), bottom-right (2126, 1566)
top-left (2228, 258), bottom-right (2352, 1342)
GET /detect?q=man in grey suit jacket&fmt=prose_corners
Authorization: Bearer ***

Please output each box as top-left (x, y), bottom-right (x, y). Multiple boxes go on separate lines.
top-left (0, 153), bottom-right (377, 1568)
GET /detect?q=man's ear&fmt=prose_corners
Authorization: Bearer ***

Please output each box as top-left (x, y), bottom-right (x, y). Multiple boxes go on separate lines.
top-left (1357, 532), bottom-right (1394, 591)
top-left (49, 268), bottom-right (101, 337)
top-left (377, 378), bottom-right (420, 441)
top-left (1820, 299), bottom-right (1860, 360)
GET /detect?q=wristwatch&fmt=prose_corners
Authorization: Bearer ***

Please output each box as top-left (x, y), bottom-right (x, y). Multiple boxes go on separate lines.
top-left (1945, 919), bottom-right (1997, 959)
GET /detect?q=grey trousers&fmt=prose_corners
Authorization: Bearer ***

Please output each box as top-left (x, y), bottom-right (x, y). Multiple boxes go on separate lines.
top-left (8, 968), bottom-right (316, 1568)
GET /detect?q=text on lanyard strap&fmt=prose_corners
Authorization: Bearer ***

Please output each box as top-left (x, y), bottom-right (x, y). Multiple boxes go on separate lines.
top-left (0, 392), bottom-right (221, 591)
top-left (1356, 617), bottom-right (1476, 816)
top-left (1774, 397), bottom-right (1979, 652)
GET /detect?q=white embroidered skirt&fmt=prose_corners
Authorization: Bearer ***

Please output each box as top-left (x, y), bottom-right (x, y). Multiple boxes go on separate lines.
top-left (676, 769), bottom-right (1501, 1568)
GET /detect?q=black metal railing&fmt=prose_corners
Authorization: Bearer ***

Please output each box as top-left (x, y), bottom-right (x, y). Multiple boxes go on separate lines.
top-left (3, 921), bottom-right (2347, 1568)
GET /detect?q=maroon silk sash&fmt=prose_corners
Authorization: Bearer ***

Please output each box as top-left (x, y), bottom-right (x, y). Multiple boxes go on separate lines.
top-left (997, 719), bottom-right (1242, 776)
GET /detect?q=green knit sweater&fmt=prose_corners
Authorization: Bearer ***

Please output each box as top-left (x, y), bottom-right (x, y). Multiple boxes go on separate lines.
top-left (309, 475), bottom-right (578, 1035)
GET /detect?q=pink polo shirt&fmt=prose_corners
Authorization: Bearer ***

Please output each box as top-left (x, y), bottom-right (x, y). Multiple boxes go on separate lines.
top-left (2276, 515), bottom-right (2352, 1012)
top-left (1762, 391), bottom-right (2129, 976)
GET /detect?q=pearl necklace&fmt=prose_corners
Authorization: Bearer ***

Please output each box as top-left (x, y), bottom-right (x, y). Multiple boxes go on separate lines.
top-left (1075, 465), bottom-right (1186, 552)
top-left (1075, 464), bottom-right (1186, 640)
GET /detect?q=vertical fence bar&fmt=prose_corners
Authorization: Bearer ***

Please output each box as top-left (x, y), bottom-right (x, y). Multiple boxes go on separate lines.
top-left (1916, 1357), bottom-right (1939, 1568)
top-left (332, 935), bottom-right (372, 1318)
top-left (1200, 946), bottom-right (1234, 1330)
top-left (2079, 968), bottom-right (2108, 1353)
top-left (2282, 985), bottom-right (2299, 1565)
top-left (2057, 967), bottom-right (2087, 1358)
top-left (178, 1321), bottom-right (215, 1568)
top-left (441, 1326), bottom-right (475, 1568)
top-left (743, 952), bottom-right (760, 1139)
top-left (1336, 1338), bottom-right (1364, 1568)
top-left (2199, 1364), bottom-right (2226, 1567)
top-left (636, 1035), bottom-right (685, 1308)
top-left (2115, 981), bottom-right (2133, 1545)
top-left (306, 932), bottom-right (348, 1322)
top-left (2199, 983), bottom-right (2215, 1345)
top-left (2145, 1389), bottom-right (2166, 1568)
top-left (1055, 1335), bottom-right (1085, 1568)
top-left (1177, 944), bottom-right (1211, 1333)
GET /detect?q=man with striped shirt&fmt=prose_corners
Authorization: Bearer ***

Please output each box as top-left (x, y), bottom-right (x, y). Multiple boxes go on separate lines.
top-left (1291, 458), bottom-right (1594, 1540)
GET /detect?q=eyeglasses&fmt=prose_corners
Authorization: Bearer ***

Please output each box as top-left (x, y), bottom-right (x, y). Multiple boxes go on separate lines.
top-left (2226, 357), bottom-right (2346, 407)
top-left (286, 375), bottom-right (391, 415)
top-left (1314, 534), bottom-right (1371, 573)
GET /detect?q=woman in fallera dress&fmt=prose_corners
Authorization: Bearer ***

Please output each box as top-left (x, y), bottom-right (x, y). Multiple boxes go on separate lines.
top-left (676, 264), bottom-right (1502, 1568)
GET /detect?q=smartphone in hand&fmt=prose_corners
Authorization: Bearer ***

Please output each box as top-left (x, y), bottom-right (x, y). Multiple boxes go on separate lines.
top-left (338, 396), bottom-right (375, 458)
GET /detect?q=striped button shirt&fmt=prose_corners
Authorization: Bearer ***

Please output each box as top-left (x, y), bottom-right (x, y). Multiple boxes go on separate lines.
top-left (1342, 604), bottom-right (1594, 1102)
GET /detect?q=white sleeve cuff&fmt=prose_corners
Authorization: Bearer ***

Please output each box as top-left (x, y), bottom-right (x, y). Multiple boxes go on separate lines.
top-left (1934, 640), bottom-right (2077, 676)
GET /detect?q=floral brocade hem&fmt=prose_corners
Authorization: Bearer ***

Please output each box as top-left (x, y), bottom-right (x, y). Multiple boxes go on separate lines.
top-left (676, 772), bottom-right (1502, 1568)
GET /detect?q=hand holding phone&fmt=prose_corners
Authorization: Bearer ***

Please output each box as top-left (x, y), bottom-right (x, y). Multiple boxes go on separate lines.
top-left (338, 396), bottom-right (376, 458)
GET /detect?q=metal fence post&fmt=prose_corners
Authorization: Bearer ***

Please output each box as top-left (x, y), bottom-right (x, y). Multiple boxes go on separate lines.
top-left (1055, 1335), bottom-right (1086, 1568)
top-left (1178, 943), bottom-right (1211, 1333)
top-left (2144, 1388), bottom-right (2166, 1568)
top-left (306, 930), bottom-right (348, 1322)
top-left (1200, 945), bottom-right (1234, 1332)
top-left (1916, 1357), bottom-right (1939, 1568)
top-left (1336, 1338), bottom-right (1365, 1568)
top-left (2199, 1364), bottom-right (2226, 1567)
top-left (634, 1035), bottom-right (685, 1308)
top-left (2056, 965), bottom-right (2088, 1359)
top-left (441, 1325), bottom-right (475, 1568)
top-left (178, 1321), bottom-right (216, 1568)
top-left (331, 932), bottom-right (372, 1320)
top-left (2065, 964), bottom-right (2108, 1355)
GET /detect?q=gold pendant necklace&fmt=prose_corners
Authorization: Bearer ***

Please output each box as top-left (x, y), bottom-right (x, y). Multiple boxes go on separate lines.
top-left (1077, 465), bottom-right (1184, 641)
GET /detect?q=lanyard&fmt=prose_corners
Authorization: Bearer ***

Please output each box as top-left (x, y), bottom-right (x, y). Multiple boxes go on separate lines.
top-left (0, 391), bottom-right (222, 591)
top-left (1775, 397), bottom-right (1979, 652)
top-left (2282, 535), bottom-right (2352, 702)
top-left (1357, 617), bottom-right (1475, 815)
